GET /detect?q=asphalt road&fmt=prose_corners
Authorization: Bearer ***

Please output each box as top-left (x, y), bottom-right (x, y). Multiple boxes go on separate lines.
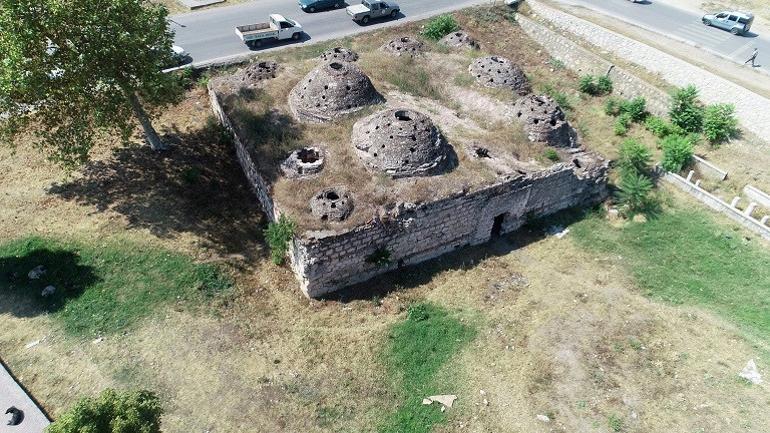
top-left (554, 0), bottom-right (770, 66)
top-left (171, 0), bottom-right (487, 65)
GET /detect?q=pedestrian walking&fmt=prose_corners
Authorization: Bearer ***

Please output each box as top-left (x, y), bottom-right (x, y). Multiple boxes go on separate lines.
top-left (745, 48), bottom-right (759, 67)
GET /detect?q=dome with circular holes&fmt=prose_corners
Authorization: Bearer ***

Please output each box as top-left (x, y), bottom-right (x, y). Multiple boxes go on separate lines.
top-left (351, 108), bottom-right (451, 178)
top-left (439, 30), bottom-right (480, 50)
top-left (381, 36), bottom-right (426, 57)
top-left (281, 146), bottom-right (325, 178)
top-left (513, 94), bottom-right (577, 147)
top-left (468, 56), bottom-right (530, 95)
top-left (241, 61), bottom-right (279, 84)
top-left (310, 187), bottom-right (354, 222)
top-left (319, 46), bottom-right (359, 63)
top-left (288, 61), bottom-right (383, 123)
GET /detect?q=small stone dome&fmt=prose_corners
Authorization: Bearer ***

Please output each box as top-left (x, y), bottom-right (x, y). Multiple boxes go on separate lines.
top-left (381, 36), bottom-right (426, 57)
top-left (310, 187), bottom-right (354, 222)
top-left (319, 47), bottom-right (359, 62)
top-left (439, 30), bottom-right (480, 50)
top-left (469, 56), bottom-right (530, 95)
top-left (288, 61), bottom-right (383, 123)
top-left (281, 146), bottom-right (325, 178)
top-left (513, 94), bottom-right (577, 147)
top-left (352, 108), bottom-right (451, 178)
top-left (241, 61), bottom-right (279, 84)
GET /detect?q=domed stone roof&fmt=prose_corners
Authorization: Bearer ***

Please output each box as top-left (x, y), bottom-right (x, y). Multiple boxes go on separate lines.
top-left (469, 56), bottom-right (530, 95)
top-left (319, 47), bottom-right (359, 63)
top-left (513, 94), bottom-right (577, 147)
top-left (241, 61), bottom-right (279, 84)
top-left (381, 36), bottom-right (426, 57)
top-left (439, 30), bottom-right (480, 50)
top-left (351, 108), bottom-right (451, 178)
top-left (310, 187), bottom-right (354, 222)
top-left (288, 61), bottom-right (383, 123)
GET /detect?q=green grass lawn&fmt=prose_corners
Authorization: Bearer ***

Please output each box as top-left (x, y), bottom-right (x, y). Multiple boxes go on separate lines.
top-left (571, 208), bottom-right (770, 338)
top-left (0, 236), bottom-right (231, 337)
top-left (379, 303), bottom-right (477, 433)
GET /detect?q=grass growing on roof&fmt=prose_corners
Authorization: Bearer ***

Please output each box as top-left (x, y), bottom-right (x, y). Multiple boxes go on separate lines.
top-left (571, 208), bottom-right (770, 338)
top-left (0, 236), bottom-right (231, 337)
top-left (379, 303), bottom-right (477, 433)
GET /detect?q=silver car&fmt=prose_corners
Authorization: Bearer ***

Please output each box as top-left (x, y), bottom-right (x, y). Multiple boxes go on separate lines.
top-left (702, 11), bottom-right (754, 35)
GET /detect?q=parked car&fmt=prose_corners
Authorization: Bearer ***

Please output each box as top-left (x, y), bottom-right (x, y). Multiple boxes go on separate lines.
top-left (299, 0), bottom-right (344, 13)
top-left (235, 14), bottom-right (303, 48)
top-left (702, 11), bottom-right (754, 35)
top-left (346, 0), bottom-right (399, 24)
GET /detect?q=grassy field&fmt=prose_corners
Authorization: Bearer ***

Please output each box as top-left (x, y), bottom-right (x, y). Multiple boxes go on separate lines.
top-left (2, 5), bottom-right (770, 433)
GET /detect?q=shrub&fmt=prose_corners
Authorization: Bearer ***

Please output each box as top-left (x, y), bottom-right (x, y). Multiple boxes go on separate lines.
top-left (604, 97), bottom-right (622, 116)
top-left (542, 84), bottom-right (572, 111)
top-left (618, 138), bottom-right (652, 176)
top-left (614, 113), bottom-right (632, 136)
top-left (264, 215), bottom-right (296, 265)
top-left (543, 148), bottom-right (560, 162)
top-left (366, 247), bottom-right (392, 267)
top-left (47, 389), bottom-right (162, 433)
top-left (643, 115), bottom-right (678, 138)
top-left (702, 103), bottom-right (738, 144)
top-left (422, 14), bottom-right (459, 40)
top-left (549, 58), bottom-right (566, 70)
top-left (579, 74), bottom-right (613, 96)
top-left (595, 75), bottom-right (613, 95)
top-left (619, 97), bottom-right (647, 122)
top-left (616, 172), bottom-right (655, 216)
top-left (669, 85), bottom-right (703, 133)
top-left (660, 134), bottom-right (694, 172)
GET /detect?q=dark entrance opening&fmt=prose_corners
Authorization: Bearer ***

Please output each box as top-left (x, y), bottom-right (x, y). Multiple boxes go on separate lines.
top-left (491, 213), bottom-right (505, 237)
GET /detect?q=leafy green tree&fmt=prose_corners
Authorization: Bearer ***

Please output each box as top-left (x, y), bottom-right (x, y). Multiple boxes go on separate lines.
top-left (702, 103), bottom-right (738, 144)
top-left (669, 85), bottom-right (703, 133)
top-left (616, 172), bottom-right (654, 216)
top-left (46, 389), bottom-right (162, 433)
top-left (0, 0), bottom-right (184, 167)
top-left (618, 138), bottom-right (652, 177)
top-left (660, 134), bottom-right (694, 172)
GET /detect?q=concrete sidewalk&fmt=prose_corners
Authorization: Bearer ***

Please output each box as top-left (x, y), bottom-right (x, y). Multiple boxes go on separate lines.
top-left (527, 0), bottom-right (770, 141)
top-left (0, 358), bottom-right (50, 433)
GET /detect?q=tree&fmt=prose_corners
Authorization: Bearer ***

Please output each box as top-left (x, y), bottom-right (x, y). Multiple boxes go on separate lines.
top-left (0, 0), bottom-right (184, 167)
top-left (660, 134), bottom-right (694, 172)
top-left (616, 171), bottom-right (654, 216)
top-left (669, 85), bottom-right (703, 133)
top-left (46, 389), bottom-right (162, 433)
top-left (617, 138), bottom-right (652, 177)
top-left (702, 103), bottom-right (738, 144)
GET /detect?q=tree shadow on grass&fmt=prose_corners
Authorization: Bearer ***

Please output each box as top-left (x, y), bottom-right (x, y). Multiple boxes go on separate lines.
top-left (47, 118), bottom-right (267, 263)
top-left (0, 238), bottom-right (99, 318)
top-left (326, 206), bottom-right (595, 302)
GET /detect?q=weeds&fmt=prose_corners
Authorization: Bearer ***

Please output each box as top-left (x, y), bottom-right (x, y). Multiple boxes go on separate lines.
top-left (578, 74), bottom-right (613, 96)
top-left (422, 14), bottom-right (459, 41)
top-left (264, 215), bottom-right (296, 265)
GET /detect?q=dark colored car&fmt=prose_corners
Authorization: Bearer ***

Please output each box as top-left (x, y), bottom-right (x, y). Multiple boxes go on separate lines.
top-left (299, 0), bottom-right (344, 13)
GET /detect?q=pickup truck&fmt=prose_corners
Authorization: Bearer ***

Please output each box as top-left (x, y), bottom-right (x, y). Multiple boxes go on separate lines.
top-left (235, 14), bottom-right (303, 48)
top-left (346, 0), bottom-right (400, 24)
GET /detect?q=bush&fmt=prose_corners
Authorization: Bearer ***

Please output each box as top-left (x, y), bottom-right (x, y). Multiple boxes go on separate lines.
top-left (619, 97), bottom-right (647, 122)
top-left (596, 75), bottom-right (613, 95)
top-left (47, 389), bottom-right (162, 433)
top-left (366, 247), bottom-right (392, 266)
top-left (702, 103), bottom-right (738, 144)
top-left (543, 148), bottom-right (560, 162)
top-left (422, 14), bottom-right (459, 40)
top-left (579, 74), bottom-right (613, 96)
top-left (660, 134), bottom-right (694, 172)
top-left (541, 84), bottom-right (572, 111)
top-left (616, 172), bottom-right (655, 216)
top-left (264, 215), bottom-right (296, 265)
top-left (618, 138), bottom-right (652, 177)
top-left (614, 113), bottom-right (632, 136)
top-left (604, 97), bottom-right (622, 116)
top-left (669, 85), bottom-right (703, 133)
top-left (643, 115), bottom-right (679, 138)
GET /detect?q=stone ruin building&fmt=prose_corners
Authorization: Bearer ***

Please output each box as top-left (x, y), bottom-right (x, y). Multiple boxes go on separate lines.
top-left (208, 37), bottom-right (609, 298)
top-left (381, 36), bottom-right (426, 57)
top-left (513, 94), bottom-right (577, 147)
top-left (469, 56), bottom-right (531, 95)
top-left (352, 108), bottom-right (452, 178)
top-left (288, 60), bottom-right (383, 123)
top-left (440, 30), bottom-right (480, 50)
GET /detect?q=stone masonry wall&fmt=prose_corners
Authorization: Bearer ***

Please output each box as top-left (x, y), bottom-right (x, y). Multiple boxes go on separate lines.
top-left (209, 85), bottom-right (276, 221)
top-left (517, 15), bottom-right (670, 117)
top-left (292, 163), bottom-right (608, 297)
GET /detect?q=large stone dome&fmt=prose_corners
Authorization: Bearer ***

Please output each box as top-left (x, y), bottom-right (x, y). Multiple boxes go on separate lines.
top-left (469, 56), bottom-right (530, 95)
top-left (288, 61), bottom-right (383, 123)
top-left (513, 94), bottom-right (577, 147)
top-left (351, 108), bottom-right (451, 178)
top-left (440, 30), bottom-right (479, 50)
top-left (381, 36), bottom-right (426, 57)
top-left (319, 46), bottom-right (359, 63)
